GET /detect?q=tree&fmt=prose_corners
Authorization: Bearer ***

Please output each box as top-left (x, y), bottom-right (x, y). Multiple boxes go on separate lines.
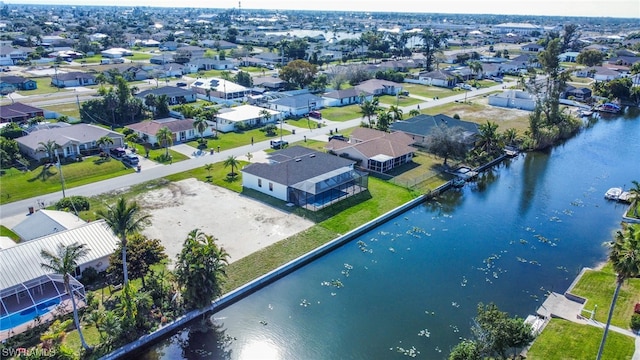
top-left (359, 96), bottom-right (379, 127)
top-left (376, 110), bottom-right (392, 132)
top-left (144, 94), bottom-right (157, 118)
top-left (561, 23), bottom-right (581, 51)
top-left (259, 109), bottom-right (272, 125)
top-left (40, 242), bottom-right (92, 351)
top-left (175, 229), bottom-right (229, 310)
top-left (107, 233), bottom-right (167, 288)
top-left (156, 126), bottom-right (173, 158)
top-left (449, 339), bottom-right (481, 360)
top-left (223, 155), bottom-right (240, 178)
top-left (155, 94), bottom-right (170, 119)
top-left (576, 49), bottom-right (605, 67)
top-left (420, 29), bottom-right (448, 71)
top-left (475, 121), bottom-right (502, 156)
top-left (424, 125), bottom-right (467, 166)
top-left (234, 70), bottom-right (253, 87)
top-left (280, 60), bottom-right (318, 89)
top-left (408, 109), bottom-right (421, 117)
top-left (193, 116), bottom-right (208, 141)
top-left (38, 139), bottom-right (59, 162)
top-left (204, 163), bottom-right (214, 181)
top-left (468, 60), bottom-right (484, 79)
top-left (0, 136), bottom-right (21, 169)
top-left (629, 181), bottom-right (640, 218)
top-left (96, 135), bottom-right (114, 152)
top-left (96, 197), bottom-right (151, 287)
top-left (597, 224), bottom-right (640, 360)
top-left (388, 105), bottom-right (403, 121)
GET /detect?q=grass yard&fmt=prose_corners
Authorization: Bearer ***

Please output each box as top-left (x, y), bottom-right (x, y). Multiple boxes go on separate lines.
top-left (571, 267), bottom-right (640, 328)
top-left (285, 117), bottom-right (322, 130)
top-left (17, 77), bottom-right (64, 96)
top-left (0, 157), bottom-right (134, 204)
top-left (0, 225), bottom-right (20, 242)
top-left (377, 94), bottom-right (423, 107)
top-left (127, 53), bottom-right (153, 61)
top-left (321, 104), bottom-right (362, 122)
top-left (422, 100), bottom-right (532, 133)
top-left (185, 127), bottom-right (293, 151)
top-left (164, 160), bottom-right (247, 193)
top-left (526, 318), bottom-right (634, 360)
top-left (387, 151), bottom-right (453, 192)
top-left (402, 83), bottom-right (458, 99)
top-left (128, 144), bottom-right (189, 164)
top-left (41, 102), bottom-right (81, 119)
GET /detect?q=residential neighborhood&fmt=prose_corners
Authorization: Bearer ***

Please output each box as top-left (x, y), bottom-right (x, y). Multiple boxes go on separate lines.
top-left (0, 3), bottom-right (639, 360)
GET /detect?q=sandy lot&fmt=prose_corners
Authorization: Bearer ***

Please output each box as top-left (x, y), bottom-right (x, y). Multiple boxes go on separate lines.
top-left (135, 178), bottom-right (314, 265)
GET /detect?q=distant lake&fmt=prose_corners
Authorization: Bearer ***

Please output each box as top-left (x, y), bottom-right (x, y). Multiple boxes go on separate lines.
top-left (264, 30), bottom-right (361, 41)
top-left (141, 109), bottom-right (640, 359)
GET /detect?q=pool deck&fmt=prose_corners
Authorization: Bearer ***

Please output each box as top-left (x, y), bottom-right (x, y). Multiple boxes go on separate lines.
top-left (0, 298), bottom-right (83, 342)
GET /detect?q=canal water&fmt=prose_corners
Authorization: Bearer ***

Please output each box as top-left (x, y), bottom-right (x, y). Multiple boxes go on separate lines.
top-left (141, 110), bottom-right (640, 360)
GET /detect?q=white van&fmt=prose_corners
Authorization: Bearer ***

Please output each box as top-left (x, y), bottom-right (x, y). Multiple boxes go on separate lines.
top-left (100, 59), bottom-right (111, 65)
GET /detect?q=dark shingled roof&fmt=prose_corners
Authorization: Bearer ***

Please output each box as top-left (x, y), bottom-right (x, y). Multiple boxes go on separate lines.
top-left (390, 114), bottom-right (479, 137)
top-left (242, 146), bottom-right (354, 186)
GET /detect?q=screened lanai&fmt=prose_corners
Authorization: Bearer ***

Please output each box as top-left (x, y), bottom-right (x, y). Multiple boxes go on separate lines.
top-left (289, 168), bottom-right (369, 211)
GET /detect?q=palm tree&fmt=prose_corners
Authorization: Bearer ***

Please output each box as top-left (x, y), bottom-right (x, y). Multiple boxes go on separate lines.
top-left (40, 242), bottom-right (91, 351)
top-left (376, 110), bottom-right (393, 132)
top-left (223, 155), bottom-right (240, 178)
top-left (476, 121), bottom-right (502, 156)
top-left (259, 109), bottom-right (272, 125)
top-left (96, 197), bottom-right (151, 286)
top-left (204, 163), bottom-right (214, 181)
top-left (629, 180), bottom-right (640, 218)
top-left (38, 140), bottom-right (59, 162)
top-left (193, 116), bottom-right (208, 141)
top-left (144, 94), bottom-right (157, 118)
top-left (468, 60), bottom-right (484, 79)
top-left (155, 126), bottom-right (173, 158)
top-left (388, 105), bottom-right (403, 121)
top-left (155, 94), bottom-right (170, 119)
top-left (502, 128), bottom-right (519, 147)
top-left (408, 109), bottom-right (421, 117)
top-left (96, 135), bottom-right (114, 153)
top-left (597, 224), bottom-right (640, 360)
top-left (359, 96), bottom-right (379, 127)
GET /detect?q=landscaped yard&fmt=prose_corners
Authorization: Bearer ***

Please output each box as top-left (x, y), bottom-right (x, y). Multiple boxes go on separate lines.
top-left (571, 265), bottom-right (640, 328)
top-left (0, 157), bottom-right (135, 204)
top-left (185, 127), bottom-right (293, 151)
top-left (321, 104), bottom-right (362, 122)
top-left (285, 117), bottom-right (322, 130)
top-left (526, 318), bottom-right (634, 360)
top-left (128, 143), bottom-right (190, 164)
top-left (402, 83), bottom-right (458, 99)
top-left (17, 77), bottom-right (64, 96)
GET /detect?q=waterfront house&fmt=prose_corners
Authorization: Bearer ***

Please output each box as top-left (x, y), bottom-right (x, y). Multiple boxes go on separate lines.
top-left (390, 114), bottom-right (480, 147)
top-left (241, 146), bottom-right (368, 211)
top-left (488, 90), bottom-right (536, 111)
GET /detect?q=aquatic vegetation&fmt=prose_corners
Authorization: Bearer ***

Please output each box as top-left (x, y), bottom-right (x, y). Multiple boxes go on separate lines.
top-left (394, 345), bottom-right (420, 357)
top-left (300, 299), bottom-right (311, 307)
top-left (418, 329), bottom-right (431, 338)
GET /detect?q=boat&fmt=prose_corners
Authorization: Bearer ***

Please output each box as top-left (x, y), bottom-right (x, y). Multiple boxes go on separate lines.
top-left (594, 103), bottom-right (621, 114)
top-left (452, 178), bottom-right (466, 188)
top-left (579, 110), bottom-right (593, 117)
top-left (618, 191), bottom-right (632, 203)
top-left (605, 187), bottom-right (623, 200)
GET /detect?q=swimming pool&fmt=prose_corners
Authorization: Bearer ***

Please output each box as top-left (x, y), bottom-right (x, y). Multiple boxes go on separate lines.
top-left (0, 298), bottom-right (61, 330)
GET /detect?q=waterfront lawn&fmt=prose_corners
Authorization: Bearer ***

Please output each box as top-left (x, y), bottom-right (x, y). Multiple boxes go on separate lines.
top-left (527, 318), bottom-right (634, 360)
top-left (377, 94), bottom-right (422, 107)
top-left (571, 267), bottom-right (640, 328)
top-left (625, 201), bottom-right (639, 219)
top-left (0, 158), bottom-right (134, 205)
top-left (402, 84), bottom-right (458, 99)
top-left (320, 104), bottom-right (362, 122)
top-left (422, 101), bottom-right (531, 133)
top-left (0, 225), bottom-right (20, 242)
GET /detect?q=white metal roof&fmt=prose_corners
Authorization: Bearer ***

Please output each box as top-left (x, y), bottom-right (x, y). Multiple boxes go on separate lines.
top-left (217, 105), bottom-right (280, 123)
top-left (0, 220), bottom-right (119, 291)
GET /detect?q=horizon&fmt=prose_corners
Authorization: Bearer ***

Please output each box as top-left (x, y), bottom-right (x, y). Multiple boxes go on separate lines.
top-left (3, 0), bottom-right (640, 19)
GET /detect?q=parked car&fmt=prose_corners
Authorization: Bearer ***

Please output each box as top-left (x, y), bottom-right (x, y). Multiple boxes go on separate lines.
top-left (329, 134), bottom-right (347, 141)
top-left (109, 147), bottom-right (126, 158)
top-left (176, 82), bottom-right (187, 87)
top-left (270, 140), bottom-right (289, 149)
top-left (122, 154), bottom-right (139, 166)
top-left (309, 111), bottom-right (322, 119)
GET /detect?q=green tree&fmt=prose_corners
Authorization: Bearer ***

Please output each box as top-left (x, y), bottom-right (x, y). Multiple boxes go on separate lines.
top-left (420, 29), bottom-right (448, 71)
top-left (0, 136), bottom-right (21, 169)
top-left (472, 303), bottom-right (535, 359)
top-left (359, 96), bottom-right (379, 127)
top-left (388, 105), bottom-right (403, 121)
top-left (475, 121), bottom-right (502, 156)
top-left (38, 139), bottom-right (59, 162)
top-left (279, 60), bottom-right (318, 89)
top-left (175, 229), bottom-right (229, 309)
top-left (576, 49), bottom-right (604, 67)
top-left (259, 109), bottom-right (272, 125)
top-left (376, 109), bottom-right (392, 132)
top-left (193, 116), bottom-right (208, 141)
top-left (597, 224), bottom-right (640, 360)
top-left (96, 197), bottom-right (151, 287)
top-left (96, 135), bottom-right (114, 152)
top-left (234, 70), bottom-right (253, 87)
top-left (424, 125), bottom-right (467, 166)
top-left (468, 60), bottom-right (484, 79)
top-left (144, 94), bottom-right (157, 118)
top-left (155, 94), bottom-right (170, 119)
top-left (223, 155), bottom-right (240, 178)
top-left (449, 339), bottom-right (481, 360)
top-left (408, 109), bottom-right (421, 117)
top-left (40, 242), bottom-right (92, 351)
top-left (156, 126), bottom-right (174, 158)
top-left (629, 181), bottom-right (640, 218)
top-left (107, 233), bottom-right (167, 288)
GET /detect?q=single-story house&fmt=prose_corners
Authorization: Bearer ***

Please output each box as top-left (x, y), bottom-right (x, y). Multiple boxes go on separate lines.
top-left (0, 76), bottom-right (37, 93)
top-left (521, 43), bottom-right (544, 52)
top-left (241, 146), bottom-right (368, 211)
top-left (269, 93), bottom-right (324, 117)
top-left (0, 102), bottom-right (44, 123)
top-left (51, 72), bottom-right (96, 88)
top-left (389, 114), bottom-right (480, 147)
top-left (101, 47), bottom-right (133, 58)
top-left (488, 90), bottom-right (536, 111)
top-left (322, 88), bottom-right (372, 107)
top-left (326, 127), bottom-right (415, 173)
top-left (201, 39), bottom-right (238, 50)
top-left (16, 123), bottom-right (124, 160)
top-left (12, 210), bottom-right (86, 242)
top-left (237, 56), bottom-right (269, 68)
top-left (559, 52), bottom-right (580, 63)
top-left (190, 78), bottom-right (250, 100)
top-left (126, 117), bottom-right (214, 144)
top-left (215, 105), bottom-right (281, 133)
top-left (562, 85), bottom-right (592, 101)
top-left (574, 66), bottom-right (621, 81)
top-left (0, 46), bottom-right (32, 65)
top-left (136, 86), bottom-right (197, 106)
top-left (188, 58), bottom-right (236, 71)
top-left (416, 70), bottom-right (456, 88)
top-left (149, 55), bottom-right (174, 65)
top-left (0, 220), bottom-right (118, 331)
top-left (354, 79), bottom-right (404, 96)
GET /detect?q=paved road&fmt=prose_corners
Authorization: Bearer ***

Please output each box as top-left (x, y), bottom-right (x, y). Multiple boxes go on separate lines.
top-left (0, 81), bottom-right (515, 223)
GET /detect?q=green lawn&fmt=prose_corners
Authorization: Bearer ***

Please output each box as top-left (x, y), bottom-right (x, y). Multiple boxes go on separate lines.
top-left (128, 144), bottom-right (189, 164)
top-left (127, 53), bottom-right (153, 61)
top-left (17, 77), bottom-right (63, 96)
top-left (527, 318), bottom-right (634, 360)
top-left (377, 94), bottom-right (422, 107)
top-left (185, 127), bottom-right (292, 151)
top-left (285, 117), bottom-right (322, 130)
top-left (402, 84), bottom-right (458, 99)
top-left (42, 102), bottom-right (81, 119)
top-left (0, 225), bottom-right (20, 242)
top-left (321, 104), bottom-right (362, 122)
top-left (165, 160), bottom-right (247, 193)
top-left (0, 157), bottom-right (134, 204)
top-left (571, 267), bottom-right (640, 328)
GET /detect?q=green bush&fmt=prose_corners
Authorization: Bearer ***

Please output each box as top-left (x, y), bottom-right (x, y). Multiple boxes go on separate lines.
top-left (55, 196), bottom-right (90, 212)
top-left (630, 313), bottom-right (640, 331)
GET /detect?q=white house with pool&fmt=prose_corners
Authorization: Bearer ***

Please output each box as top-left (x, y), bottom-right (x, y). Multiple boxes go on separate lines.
top-left (241, 146), bottom-right (369, 211)
top-left (0, 220), bottom-right (118, 337)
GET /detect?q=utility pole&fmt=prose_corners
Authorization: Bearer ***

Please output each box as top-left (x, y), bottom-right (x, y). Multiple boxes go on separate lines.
top-left (55, 149), bottom-right (66, 198)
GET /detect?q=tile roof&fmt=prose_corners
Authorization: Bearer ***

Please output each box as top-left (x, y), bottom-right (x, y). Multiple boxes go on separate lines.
top-left (126, 118), bottom-right (196, 135)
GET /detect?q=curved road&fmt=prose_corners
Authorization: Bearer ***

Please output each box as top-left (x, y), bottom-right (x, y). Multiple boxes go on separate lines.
top-left (0, 81), bottom-right (515, 223)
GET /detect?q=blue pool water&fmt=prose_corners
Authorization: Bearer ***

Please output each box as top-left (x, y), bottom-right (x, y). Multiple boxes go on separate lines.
top-left (0, 298), bottom-right (61, 330)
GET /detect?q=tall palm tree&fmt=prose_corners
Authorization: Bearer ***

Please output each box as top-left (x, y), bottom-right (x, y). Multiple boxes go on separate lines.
top-left (193, 116), bottom-right (208, 141)
top-left (40, 242), bottom-right (91, 351)
top-left (376, 110), bottom-right (393, 132)
top-left (629, 180), bottom-right (640, 218)
top-left (468, 60), bottom-right (484, 79)
top-left (388, 105), bottom-right (403, 121)
top-left (155, 126), bottom-right (173, 158)
top-left (96, 197), bottom-right (151, 286)
top-left (38, 140), bottom-right (59, 162)
top-left (223, 155), bottom-right (240, 178)
top-left (597, 224), bottom-right (640, 360)
top-left (96, 135), bottom-right (114, 153)
top-left (259, 109), bottom-right (272, 125)
top-left (476, 121), bottom-right (502, 156)
top-left (359, 96), bottom-right (379, 127)
top-left (408, 109), bottom-right (421, 117)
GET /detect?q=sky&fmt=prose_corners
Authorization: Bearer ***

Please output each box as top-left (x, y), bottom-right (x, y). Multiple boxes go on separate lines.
top-left (4, 0), bottom-right (640, 18)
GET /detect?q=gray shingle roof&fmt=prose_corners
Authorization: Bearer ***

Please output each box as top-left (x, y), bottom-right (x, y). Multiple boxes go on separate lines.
top-left (269, 94), bottom-right (324, 108)
top-left (390, 114), bottom-right (479, 137)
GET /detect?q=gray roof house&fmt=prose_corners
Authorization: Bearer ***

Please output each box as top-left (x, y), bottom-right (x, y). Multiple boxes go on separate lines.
top-left (136, 86), bottom-right (197, 105)
top-left (390, 114), bottom-right (480, 146)
top-left (16, 123), bottom-right (124, 160)
top-left (51, 72), bottom-right (96, 88)
top-left (355, 79), bottom-right (404, 96)
top-left (269, 93), bottom-right (324, 117)
top-left (241, 146), bottom-right (368, 211)
top-left (322, 88), bottom-right (372, 107)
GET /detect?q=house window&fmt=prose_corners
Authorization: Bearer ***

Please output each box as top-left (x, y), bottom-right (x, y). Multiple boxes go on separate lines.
top-left (269, 182), bottom-right (273, 191)
top-left (258, 179), bottom-right (262, 187)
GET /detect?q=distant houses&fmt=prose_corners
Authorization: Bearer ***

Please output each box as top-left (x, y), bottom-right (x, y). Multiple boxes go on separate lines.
top-left (0, 102), bottom-right (44, 123)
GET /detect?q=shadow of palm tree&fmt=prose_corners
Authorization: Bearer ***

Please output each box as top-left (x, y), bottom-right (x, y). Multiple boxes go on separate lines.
top-left (28, 165), bottom-right (57, 182)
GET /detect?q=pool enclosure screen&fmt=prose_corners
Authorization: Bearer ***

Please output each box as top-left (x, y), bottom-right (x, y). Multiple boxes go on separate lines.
top-left (289, 169), bottom-right (368, 211)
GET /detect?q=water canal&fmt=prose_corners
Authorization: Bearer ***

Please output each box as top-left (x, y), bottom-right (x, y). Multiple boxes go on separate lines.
top-left (141, 110), bottom-right (640, 359)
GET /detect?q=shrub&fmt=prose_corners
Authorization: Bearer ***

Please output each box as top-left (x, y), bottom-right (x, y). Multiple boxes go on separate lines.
top-left (631, 313), bottom-right (640, 331)
top-left (81, 267), bottom-right (100, 286)
top-left (453, 114), bottom-right (461, 119)
top-left (55, 196), bottom-right (90, 212)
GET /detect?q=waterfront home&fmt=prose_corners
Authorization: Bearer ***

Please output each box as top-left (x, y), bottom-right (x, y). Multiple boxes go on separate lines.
top-left (16, 123), bottom-right (124, 160)
top-left (390, 114), bottom-right (479, 147)
top-left (326, 127), bottom-right (415, 173)
top-left (241, 146), bottom-right (368, 211)
top-left (488, 90), bottom-right (536, 111)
